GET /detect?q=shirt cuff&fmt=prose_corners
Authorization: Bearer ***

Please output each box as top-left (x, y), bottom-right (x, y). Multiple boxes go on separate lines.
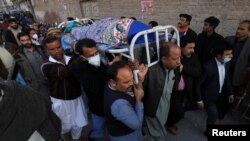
top-left (136, 101), bottom-right (144, 110)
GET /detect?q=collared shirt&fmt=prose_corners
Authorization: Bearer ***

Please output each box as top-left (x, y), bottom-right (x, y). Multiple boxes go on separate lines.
top-left (48, 55), bottom-right (71, 65)
top-left (215, 57), bottom-right (225, 93)
top-left (157, 69), bottom-right (175, 124)
top-left (108, 83), bottom-right (134, 97)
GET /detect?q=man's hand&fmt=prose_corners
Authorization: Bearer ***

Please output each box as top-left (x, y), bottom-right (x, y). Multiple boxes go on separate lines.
top-left (134, 82), bottom-right (144, 102)
top-left (138, 64), bottom-right (148, 81)
top-left (109, 55), bottom-right (122, 65)
top-left (229, 95), bottom-right (234, 104)
top-left (179, 64), bottom-right (183, 72)
top-left (128, 59), bottom-right (140, 70)
top-left (197, 101), bottom-right (204, 109)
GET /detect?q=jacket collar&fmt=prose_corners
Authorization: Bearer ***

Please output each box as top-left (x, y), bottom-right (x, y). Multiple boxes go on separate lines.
top-left (49, 55), bottom-right (71, 65)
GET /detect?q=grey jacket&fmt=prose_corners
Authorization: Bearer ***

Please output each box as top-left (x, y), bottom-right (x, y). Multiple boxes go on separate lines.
top-left (8, 46), bottom-right (47, 90)
top-left (225, 36), bottom-right (250, 86)
top-left (143, 62), bottom-right (180, 117)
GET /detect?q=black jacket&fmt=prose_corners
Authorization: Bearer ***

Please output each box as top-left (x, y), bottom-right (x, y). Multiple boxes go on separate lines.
top-left (196, 58), bottom-right (234, 103)
top-left (4, 29), bottom-right (19, 46)
top-left (41, 58), bottom-right (81, 100)
top-left (0, 80), bottom-right (61, 141)
top-left (70, 58), bottom-right (107, 116)
top-left (143, 62), bottom-right (180, 117)
top-left (181, 53), bottom-right (202, 98)
top-left (195, 32), bottom-right (224, 64)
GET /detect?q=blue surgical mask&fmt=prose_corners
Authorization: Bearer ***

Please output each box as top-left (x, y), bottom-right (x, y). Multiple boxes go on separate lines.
top-left (223, 57), bottom-right (232, 63)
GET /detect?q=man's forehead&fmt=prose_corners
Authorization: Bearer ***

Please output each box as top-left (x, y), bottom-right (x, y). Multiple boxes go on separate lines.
top-left (116, 67), bottom-right (133, 79)
top-left (239, 22), bottom-right (250, 29)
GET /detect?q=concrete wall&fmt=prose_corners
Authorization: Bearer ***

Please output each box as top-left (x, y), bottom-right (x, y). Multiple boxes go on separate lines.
top-left (97, 0), bottom-right (250, 37)
top-left (32, 0), bottom-right (82, 24)
top-left (31, 0), bottom-right (250, 37)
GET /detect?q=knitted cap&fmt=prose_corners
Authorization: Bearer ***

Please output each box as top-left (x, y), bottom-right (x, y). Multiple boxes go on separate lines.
top-left (46, 27), bottom-right (61, 36)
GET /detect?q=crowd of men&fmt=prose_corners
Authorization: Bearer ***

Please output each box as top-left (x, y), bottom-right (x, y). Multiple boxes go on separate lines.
top-left (0, 13), bottom-right (250, 141)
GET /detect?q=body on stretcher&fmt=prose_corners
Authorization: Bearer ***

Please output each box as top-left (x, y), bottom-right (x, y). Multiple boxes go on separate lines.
top-left (58, 17), bottom-right (180, 82)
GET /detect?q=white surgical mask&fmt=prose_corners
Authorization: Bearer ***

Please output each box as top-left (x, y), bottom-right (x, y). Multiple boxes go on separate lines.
top-left (32, 34), bottom-right (38, 40)
top-left (87, 53), bottom-right (101, 67)
top-left (223, 57), bottom-right (232, 64)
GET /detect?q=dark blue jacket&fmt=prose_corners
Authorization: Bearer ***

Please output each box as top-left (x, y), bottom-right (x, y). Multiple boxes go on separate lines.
top-left (196, 58), bottom-right (234, 103)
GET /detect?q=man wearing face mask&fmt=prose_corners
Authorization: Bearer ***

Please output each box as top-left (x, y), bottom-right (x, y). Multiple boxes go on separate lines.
top-left (196, 41), bottom-right (234, 136)
top-left (9, 32), bottom-right (48, 96)
top-left (28, 28), bottom-right (41, 46)
top-left (71, 38), bottom-right (121, 141)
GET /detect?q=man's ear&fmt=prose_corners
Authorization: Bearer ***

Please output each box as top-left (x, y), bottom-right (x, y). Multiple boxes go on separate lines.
top-left (109, 79), bottom-right (116, 87)
top-left (161, 56), bottom-right (166, 63)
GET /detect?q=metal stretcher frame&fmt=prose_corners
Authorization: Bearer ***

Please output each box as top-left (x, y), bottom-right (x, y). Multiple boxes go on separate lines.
top-left (108, 25), bottom-right (180, 82)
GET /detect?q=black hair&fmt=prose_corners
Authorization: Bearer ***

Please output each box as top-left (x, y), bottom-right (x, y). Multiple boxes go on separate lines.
top-left (240, 20), bottom-right (250, 31)
top-left (120, 16), bottom-right (126, 19)
top-left (107, 60), bottom-right (130, 80)
top-left (42, 35), bottom-right (60, 47)
top-left (75, 38), bottom-right (96, 55)
top-left (204, 16), bottom-right (220, 29)
top-left (179, 14), bottom-right (192, 23)
top-left (17, 32), bottom-right (30, 40)
top-left (8, 17), bottom-right (17, 23)
top-left (27, 28), bottom-right (36, 33)
top-left (67, 17), bottom-right (74, 21)
top-left (180, 33), bottom-right (197, 48)
top-left (129, 17), bottom-right (137, 20)
top-left (38, 24), bottom-right (44, 28)
top-left (148, 21), bottom-right (158, 27)
top-left (214, 40), bottom-right (233, 56)
top-left (160, 42), bottom-right (171, 58)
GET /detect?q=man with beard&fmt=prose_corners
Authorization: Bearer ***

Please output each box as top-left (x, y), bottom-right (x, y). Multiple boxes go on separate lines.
top-left (72, 38), bottom-right (121, 141)
top-left (104, 61), bottom-right (147, 141)
top-left (9, 32), bottom-right (48, 97)
top-left (4, 17), bottom-right (22, 46)
top-left (225, 20), bottom-right (250, 96)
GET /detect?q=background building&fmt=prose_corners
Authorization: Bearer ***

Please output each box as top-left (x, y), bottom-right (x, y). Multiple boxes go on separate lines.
top-left (10, 0), bottom-right (250, 36)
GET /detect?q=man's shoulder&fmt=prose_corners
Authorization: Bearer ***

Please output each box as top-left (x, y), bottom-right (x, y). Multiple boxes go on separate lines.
top-left (203, 58), bottom-right (216, 69)
top-left (13, 48), bottom-right (25, 59)
top-left (225, 35), bottom-right (235, 39)
top-left (148, 62), bottom-right (162, 71)
top-left (187, 28), bottom-right (197, 36)
top-left (41, 60), bottom-right (56, 68)
top-left (214, 32), bottom-right (224, 39)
